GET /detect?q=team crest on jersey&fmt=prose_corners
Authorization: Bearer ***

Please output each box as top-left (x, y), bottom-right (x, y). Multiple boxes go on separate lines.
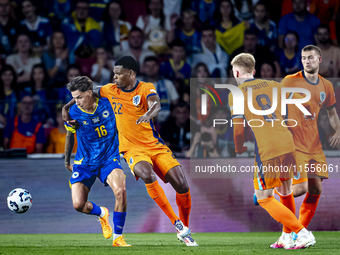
top-left (129, 157), bottom-right (133, 165)
top-left (132, 95), bottom-right (141, 106)
top-left (320, 91), bottom-right (326, 102)
top-left (92, 117), bottom-right (100, 123)
top-left (102, 110), bottom-right (109, 118)
top-left (83, 121), bottom-right (89, 125)
top-left (72, 172), bottom-right (79, 179)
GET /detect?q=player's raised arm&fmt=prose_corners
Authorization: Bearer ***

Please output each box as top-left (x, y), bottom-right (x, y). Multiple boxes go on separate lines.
top-left (64, 130), bottom-right (75, 172)
top-left (136, 95), bottom-right (161, 124)
top-left (327, 107), bottom-right (340, 148)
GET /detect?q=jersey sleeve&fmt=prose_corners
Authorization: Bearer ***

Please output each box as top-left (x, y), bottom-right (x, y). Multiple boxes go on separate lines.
top-left (98, 84), bottom-right (113, 98)
top-left (64, 122), bottom-right (76, 133)
top-left (143, 82), bottom-right (158, 101)
top-left (324, 80), bottom-right (336, 110)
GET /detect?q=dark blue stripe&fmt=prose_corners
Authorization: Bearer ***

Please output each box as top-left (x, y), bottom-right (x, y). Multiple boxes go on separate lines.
top-left (146, 93), bottom-right (158, 100)
top-left (302, 70), bottom-right (319, 85)
top-left (150, 119), bottom-right (165, 145)
top-left (255, 154), bottom-right (266, 188)
top-left (231, 114), bottom-right (244, 119)
top-left (121, 80), bottom-right (139, 92)
top-left (326, 103), bottom-right (336, 111)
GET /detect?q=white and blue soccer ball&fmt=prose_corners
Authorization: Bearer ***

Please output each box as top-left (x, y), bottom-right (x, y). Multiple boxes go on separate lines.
top-left (7, 188), bottom-right (33, 213)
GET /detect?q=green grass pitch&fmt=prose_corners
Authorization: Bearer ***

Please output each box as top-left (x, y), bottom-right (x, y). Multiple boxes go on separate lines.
top-left (0, 232), bottom-right (339, 255)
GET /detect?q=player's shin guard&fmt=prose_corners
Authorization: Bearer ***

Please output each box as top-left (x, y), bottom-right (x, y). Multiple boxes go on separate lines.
top-left (146, 180), bottom-right (179, 224)
top-left (299, 192), bottom-right (321, 228)
top-left (276, 191), bottom-right (296, 233)
top-left (258, 196), bottom-right (304, 234)
top-left (113, 211), bottom-right (126, 235)
top-left (89, 201), bottom-right (102, 216)
top-left (176, 190), bottom-right (191, 227)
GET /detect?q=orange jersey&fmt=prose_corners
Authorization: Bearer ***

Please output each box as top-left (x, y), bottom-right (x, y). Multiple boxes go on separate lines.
top-left (99, 80), bottom-right (163, 153)
top-left (229, 79), bottom-right (295, 161)
top-left (282, 71), bottom-right (336, 154)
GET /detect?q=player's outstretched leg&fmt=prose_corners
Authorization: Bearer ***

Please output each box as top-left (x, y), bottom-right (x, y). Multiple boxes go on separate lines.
top-left (299, 177), bottom-right (322, 228)
top-left (134, 162), bottom-right (193, 242)
top-left (165, 165), bottom-right (191, 227)
top-left (106, 168), bottom-right (131, 247)
top-left (71, 182), bottom-right (112, 239)
top-left (256, 184), bottom-right (315, 249)
top-left (164, 165), bottom-right (197, 246)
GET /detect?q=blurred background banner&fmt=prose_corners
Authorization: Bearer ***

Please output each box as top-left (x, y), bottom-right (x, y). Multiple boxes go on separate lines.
top-left (1, 158), bottom-right (339, 234)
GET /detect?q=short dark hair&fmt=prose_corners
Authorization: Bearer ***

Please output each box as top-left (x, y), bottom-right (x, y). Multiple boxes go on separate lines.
top-left (244, 28), bottom-right (258, 37)
top-left (115, 55), bottom-right (139, 73)
top-left (129, 26), bottom-right (144, 36)
top-left (201, 24), bottom-right (215, 33)
top-left (169, 39), bottom-right (185, 49)
top-left (318, 23), bottom-right (330, 33)
top-left (67, 76), bottom-right (93, 92)
top-left (302, 44), bottom-right (321, 56)
top-left (144, 56), bottom-right (159, 64)
top-left (172, 101), bottom-right (189, 112)
top-left (67, 63), bottom-right (82, 75)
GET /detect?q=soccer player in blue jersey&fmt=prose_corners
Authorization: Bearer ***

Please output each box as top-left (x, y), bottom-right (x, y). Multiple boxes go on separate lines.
top-left (64, 76), bottom-right (130, 247)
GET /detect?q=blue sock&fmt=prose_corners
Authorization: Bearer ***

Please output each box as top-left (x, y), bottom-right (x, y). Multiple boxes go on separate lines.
top-left (89, 201), bottom-right (101, 216)
top-left (113, 211), bottom-right (126, 234)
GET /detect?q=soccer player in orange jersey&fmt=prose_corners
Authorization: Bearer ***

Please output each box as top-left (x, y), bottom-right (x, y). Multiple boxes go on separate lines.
top-left (229, 53), bottom-right (316, 249)
top-left (63, 56), bottom-right (197, 246)
top-left (280, 45), bottom-right (340, 237)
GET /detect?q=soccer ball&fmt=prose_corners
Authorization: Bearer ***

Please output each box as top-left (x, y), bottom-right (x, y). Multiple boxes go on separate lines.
top-left (7, 188), bottom-right (33, 213)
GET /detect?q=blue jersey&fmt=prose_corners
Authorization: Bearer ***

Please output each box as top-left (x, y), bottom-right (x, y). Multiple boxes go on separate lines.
top-left (65, 98), bottom-right (119, 166)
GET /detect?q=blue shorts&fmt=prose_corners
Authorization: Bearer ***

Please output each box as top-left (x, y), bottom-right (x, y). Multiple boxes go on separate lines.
top-left (70, 159), bottom-right (122, 189)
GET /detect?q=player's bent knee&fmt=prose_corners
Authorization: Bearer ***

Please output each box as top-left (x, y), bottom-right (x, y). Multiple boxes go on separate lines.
top-left (73, 201), bottom-right (86, 212)
top-left (114, 187), bottom-right (127, 202)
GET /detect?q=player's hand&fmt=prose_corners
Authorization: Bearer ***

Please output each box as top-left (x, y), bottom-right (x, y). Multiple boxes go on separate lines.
top-left (65, 164), bottom-right (73, 173)
top-left (304, 112), bottom-right (316, 121)
top-left (136, 114), bottom-right (151, 124)
top-left (329, 130), bottom-right (340, 148)
top-left (62, 106), bottom-right (77, 126)
top-left (236, 146), bottom-right (248, 155)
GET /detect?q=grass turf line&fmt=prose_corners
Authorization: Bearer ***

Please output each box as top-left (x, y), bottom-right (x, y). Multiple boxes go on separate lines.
top-left (0, 232), bottom-right (339, 255)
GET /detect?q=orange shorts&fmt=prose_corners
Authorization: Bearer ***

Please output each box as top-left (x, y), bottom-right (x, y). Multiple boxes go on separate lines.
top-left (253, 152), bottom-right (295, 190)
top-left (123, 144), bottom-right (180, 182)
top-left (292, 150), bottom-right (328, 185)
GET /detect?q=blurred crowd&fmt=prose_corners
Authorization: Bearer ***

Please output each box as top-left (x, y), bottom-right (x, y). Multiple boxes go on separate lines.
top-left (0, 0), bottom-right (340, 157)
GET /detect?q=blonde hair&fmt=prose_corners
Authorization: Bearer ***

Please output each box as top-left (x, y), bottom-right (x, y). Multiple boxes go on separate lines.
top-left (231, 53), bottom-right (256, 74)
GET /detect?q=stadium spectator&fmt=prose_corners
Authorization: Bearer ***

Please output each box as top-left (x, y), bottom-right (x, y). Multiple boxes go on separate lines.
top-left (61, 0), bottom-right (102, 63)
top-left (229, 29), bottom-right (280, 78)
top-left (46, 105), bottom-right (77, 153)
top-left (58, 64), bottom-right (81, 104)
top-left (0, 0), bottom-right (22, 57)
top-left (159, 39), bottom-right (190, 83)
top-left (318, 108), bottom-right (336, 150)
top-left (276, 30), bottom-right (302, 76)
top-left (6, 33), bottom-right (41, 86)
top-left (260, 62), bottom-right (276, 79)
top-left (249, 1), bottom-right (277, 52)
top-left (310, 0), bottom-right (339, 45)
top-left (0, 65), bottom-right (18, 125)
top-left (23, 64), bottom-right (54, 127)
top-left (163, 0), bottom-right (182, 31)
top-left (231, 0), bottom-right (259, 21)
top-left (116, 27), bottom-right (155, 74)
top-left (143, 56), bottom-right (179, 123)
top-left (45, 0), bottom-right (74, 29)
top-left (160, 102), bottom-right (199, 157)
top-left (168, 9), bottom-right (202, 56)
top-left (136, 0), bottom-right (167, 54)
top-left (187, 132), bottom-right (220, 158)
top-left (91, 47), bottom-right (115, 86)
top-left (42, 30), bottom-right (69, 87)
top-left (88, 0), bottom-right (109, 22)
top-left (213, 0), bottom-right (246, 55)
top-left (102, 0), bottom-right (131, 56)
top-left (120, 0), bottom-right (146, 25)
top-left (191, 0), bottom-right (216, 24)
top-left (278, 0), bottom-right (320, 50)
top-left (316, 24), bottom-right (340, 78)
top-left (20, 0), bottom-right (53, 57)
top-left (189, 25), bottom-right (229, 79)
top-left (3, 94), bottom-right (46, 153)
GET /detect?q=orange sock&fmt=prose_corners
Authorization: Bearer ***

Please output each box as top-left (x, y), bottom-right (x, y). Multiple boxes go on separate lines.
top-left (258, 196), bottom-right (304, 234)
top-left (299, 192), bottom-right (321, 228)
top-left (145, 180), bottom-right (179, 224)
top-left (277, 192), bottom-right (296, 233)
top-left (176, 190), bottom-right (191, 227)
